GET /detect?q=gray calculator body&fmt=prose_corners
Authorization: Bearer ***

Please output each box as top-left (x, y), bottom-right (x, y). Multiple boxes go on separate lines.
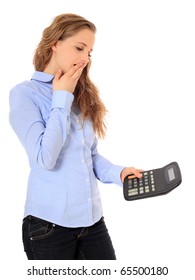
top-left (123, 162), bottom-right (182, 201)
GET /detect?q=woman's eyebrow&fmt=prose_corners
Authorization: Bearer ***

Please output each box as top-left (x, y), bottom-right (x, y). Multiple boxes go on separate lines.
top-left (76, 41), bottom-right (93, 51)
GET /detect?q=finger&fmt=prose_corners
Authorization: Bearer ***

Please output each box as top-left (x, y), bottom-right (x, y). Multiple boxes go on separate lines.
top-left (135, 171), bottom-right (143, 178)
top-left (53, 68), bottom-right (63, 81)
top-left (66, 63), bottom-right (85, 78)
top-left (130, 167), bottom-right (143, 178)
top-left (71, 64), bottom-right (86, 81)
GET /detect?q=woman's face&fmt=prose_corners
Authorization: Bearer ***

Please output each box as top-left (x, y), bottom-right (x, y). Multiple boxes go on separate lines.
top-left (51, 28), bottom-right (95, 74)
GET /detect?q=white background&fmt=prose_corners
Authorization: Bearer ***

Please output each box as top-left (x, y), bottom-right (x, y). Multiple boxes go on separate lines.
top-left (1, 0), bottom-right (195, 279)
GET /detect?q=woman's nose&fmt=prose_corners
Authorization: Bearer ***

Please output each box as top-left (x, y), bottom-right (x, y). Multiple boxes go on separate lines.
top-left (81, 53), bottom-right (90, 64)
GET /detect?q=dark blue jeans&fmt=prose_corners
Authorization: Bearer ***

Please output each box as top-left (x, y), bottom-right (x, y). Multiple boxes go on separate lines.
top-left (22, 215), bottom-right (116, 260)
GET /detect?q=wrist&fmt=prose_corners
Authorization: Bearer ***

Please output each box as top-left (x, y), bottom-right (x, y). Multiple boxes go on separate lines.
top-left (120, 167), bottom-right (127, 183)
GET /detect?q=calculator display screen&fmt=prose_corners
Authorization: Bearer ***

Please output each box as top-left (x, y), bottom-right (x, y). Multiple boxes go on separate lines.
top-left (168, 167), bottom-right (175, 181)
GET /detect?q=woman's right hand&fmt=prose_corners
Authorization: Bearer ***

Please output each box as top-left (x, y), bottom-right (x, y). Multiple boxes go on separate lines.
top-left (52, 62), bottom-right (86, 93)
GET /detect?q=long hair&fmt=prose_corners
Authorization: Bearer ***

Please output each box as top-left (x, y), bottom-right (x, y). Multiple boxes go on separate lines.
top-left (33, 13), bottom-right (107, 138)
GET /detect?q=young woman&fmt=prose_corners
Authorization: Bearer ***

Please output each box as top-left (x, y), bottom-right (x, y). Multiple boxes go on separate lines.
top-left (9, 13), bottom-right (142, 260)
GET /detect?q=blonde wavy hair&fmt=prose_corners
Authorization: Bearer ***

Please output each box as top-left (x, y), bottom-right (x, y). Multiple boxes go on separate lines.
top-left (33, 13), bottom-right (107, 139)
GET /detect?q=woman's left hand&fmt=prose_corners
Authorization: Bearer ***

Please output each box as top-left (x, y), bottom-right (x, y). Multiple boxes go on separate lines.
top-left (120, 167), bottom-right (144, 183)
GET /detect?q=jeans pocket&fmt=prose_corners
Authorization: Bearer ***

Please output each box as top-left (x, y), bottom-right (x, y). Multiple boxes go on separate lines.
top-left (29, 216), bottom-right (56, 241)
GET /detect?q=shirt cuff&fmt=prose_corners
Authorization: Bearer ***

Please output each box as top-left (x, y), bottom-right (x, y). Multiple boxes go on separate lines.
top-left (109, 165), bottom-right (126, 187)
top-left (51, 90), bottom-right (74, 111)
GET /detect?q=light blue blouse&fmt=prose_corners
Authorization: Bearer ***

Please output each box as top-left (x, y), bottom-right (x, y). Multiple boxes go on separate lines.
top-left (9, 71), bottom-right (124, 227)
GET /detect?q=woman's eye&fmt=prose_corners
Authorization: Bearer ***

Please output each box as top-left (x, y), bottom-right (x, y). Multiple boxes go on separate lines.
top-left (76, 47), bottom-right (92, 58)
top-left (76, 47), bottom-right (83, 51)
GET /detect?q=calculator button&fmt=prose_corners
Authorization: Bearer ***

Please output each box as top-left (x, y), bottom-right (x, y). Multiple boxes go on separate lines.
top-left (139, 187), bottom-right (144, 194)
top-left (128, 175), bottom-right (136, 179)
top-left (128, 181), bottom-right (133, 187)
top-left (150, 171), bottom-right (153, 174)
top-left (128, 189), bottom-right (138, 196)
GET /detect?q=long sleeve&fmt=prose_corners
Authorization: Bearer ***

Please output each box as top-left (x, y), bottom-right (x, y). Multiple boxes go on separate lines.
top-left (91, 137), bottom-right (125, 187)
top-left (9, 84), bottom-right (74, 169)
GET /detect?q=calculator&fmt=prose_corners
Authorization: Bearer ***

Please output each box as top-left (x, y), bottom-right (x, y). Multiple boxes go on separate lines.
top-left (123, 162), bottom-right (182, 201)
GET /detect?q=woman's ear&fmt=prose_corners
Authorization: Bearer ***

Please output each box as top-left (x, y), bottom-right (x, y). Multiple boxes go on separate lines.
top-left (51, 41), bottom-right (60, 52)
top-left (51, 42), bottom-right (57, 52)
